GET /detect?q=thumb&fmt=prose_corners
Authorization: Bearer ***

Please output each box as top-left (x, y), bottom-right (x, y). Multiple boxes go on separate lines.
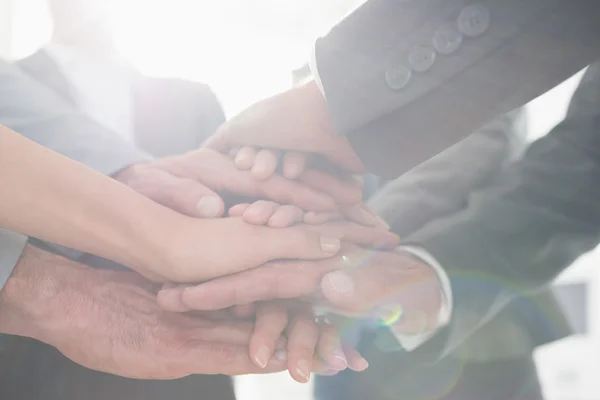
top-left (143, 170), bottom-right (225, 218)
top-left (259, 225), bottom-right (342, 261)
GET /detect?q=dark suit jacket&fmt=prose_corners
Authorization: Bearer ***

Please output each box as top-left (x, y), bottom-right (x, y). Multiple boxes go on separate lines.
top-left (315, 109), bottom-right (570, 400)
top-left (16, 50), bottom-right (225, 158)
top-left (405, 61), bottom-right (600, 362)
top-left (315, 0), bottom-right (600, 177)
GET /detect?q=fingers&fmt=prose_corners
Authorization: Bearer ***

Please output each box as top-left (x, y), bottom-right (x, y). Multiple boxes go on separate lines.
top-left (268, 205), bottom-right (304, 228)
top-left (261, 225), bottom-right (342, 261)
top-left (173, 340), bottom-right (287, 377)
top-left (179, 318), bottom-right (256, 345)
top-left (252, 149), bottom-right (279, 180)
top-left (299, 169), bottom-right (363, 206)
top-left (315, 322), bottom-right (348, 371)
top-left (286, 308), bottom-right (320, 383)
top-left (241, 200), bottom-right (280, 225)
top-left (186, 149), bottom-right (338, 211)
top-left (234, 147), bottom-right (257, 170)
top-left (250, 303), bottom-right (289, 368)
top-left (230, 201), bottom-right (304, 228)
top-left (319, 252), bottom-right (442, 331)
top-left (157, 257), bottom-right (342, 311)
top-left (339, 204), bottom-right (389, 229)
top-left (230, 303), bottom-right (256, 318)
top-left (304, 211), bottom-right (341, 225)
top-left (126, 168), bottom-right (225, 218)
top-left (230, 146), bottom-right (362, 207)
top-left (283, 151), bottom-right (308, 179)
top-left (343, 344), bottom-right (369, 372)
top-left (301, 221), bottom-right (399, 249)
top-left (228, 203), bottom-right (250, 217)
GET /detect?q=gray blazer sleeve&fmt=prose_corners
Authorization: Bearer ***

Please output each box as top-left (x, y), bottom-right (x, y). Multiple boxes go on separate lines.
top-left (315, 0), bottom-right (600, 177)
top-left (0, 60), bottom-right (151, 275)
top-left (405, 61), bottom-right (600, 359)
top-left (0, 60), bottom-right (150, 176)
top-left (368, 108), bottom-right (527, 236)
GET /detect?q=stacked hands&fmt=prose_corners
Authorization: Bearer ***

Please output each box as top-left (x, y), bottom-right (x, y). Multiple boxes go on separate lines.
top-left (3, 82), bottom-right (441, 383)
top-left (114, 145), bottom-right (400, 383)
top-left (101, 140), bottom-right (438, 383)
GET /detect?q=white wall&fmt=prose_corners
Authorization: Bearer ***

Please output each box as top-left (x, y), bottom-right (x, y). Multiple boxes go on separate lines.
top-left (0, 0), bottom-right (14, 58)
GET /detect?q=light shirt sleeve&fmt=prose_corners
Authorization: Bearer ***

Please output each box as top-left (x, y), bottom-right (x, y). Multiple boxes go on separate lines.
top-left (384, 245), bottom-right (453, 351)
top-left (308, 49), bottom-right (325, 96)
top-left (0, 229), bottom-right (28, 291)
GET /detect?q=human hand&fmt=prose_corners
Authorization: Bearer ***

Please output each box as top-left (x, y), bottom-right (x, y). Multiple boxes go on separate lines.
top-left (146, 216), bottom-right (351, 282)
top-left (245, 301), bottom-right (368, 382)
top-left (157, 245), bottom-right (443, 335)
top-left (228, 147), bottom-right (385, 228)
top-left (175, 300), bottom-right (369, 383)
top-left (0, 246), bottom-right (288, 379)
top-left (155, 216), bottom-right (398, 283)
top-left (114, 147), bottom-right (361, 218)
top-left (203, 81), bottom-right (364, 173)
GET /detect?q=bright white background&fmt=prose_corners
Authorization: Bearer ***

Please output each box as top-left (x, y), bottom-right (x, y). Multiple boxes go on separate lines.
top-left (6, 0), bottom-right (365, 117)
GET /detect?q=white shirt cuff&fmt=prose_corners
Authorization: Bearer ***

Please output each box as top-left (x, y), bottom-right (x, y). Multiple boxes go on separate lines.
top-left (308, 48), bottom-right (325, 95)
top-left (385, 246), bottom-right (453, 351)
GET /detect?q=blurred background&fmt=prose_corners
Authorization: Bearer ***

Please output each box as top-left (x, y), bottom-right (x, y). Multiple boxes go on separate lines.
top-left (1, 0), bottom-right (599, 399)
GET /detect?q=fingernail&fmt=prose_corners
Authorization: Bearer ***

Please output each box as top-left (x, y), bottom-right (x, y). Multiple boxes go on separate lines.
top-left (354, 357), bottom-right (369, 371)
top-left (320, 237), bottom-right (341, 254)
top-left (324, 271), bottom-right (354, 296)
top-left (235, 151), bottom-right (253, 169)
top-left (296, 360), bottom-right (311, 382)
top-left (318, 368), bottom-right (340, 376)
top-left (254, 345), bottom-right (270, 368)
top-left (274, 350), bottom-right (287, 362)
top-left (196, 196), bottom-right (221, 217)
top-left (329, 350), bottom-right (348, 371)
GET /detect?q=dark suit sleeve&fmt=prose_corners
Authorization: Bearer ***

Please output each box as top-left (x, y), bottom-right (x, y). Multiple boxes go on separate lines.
top-left (315, 0), bottom-right (600, 177)
top-left (405, 62), bottom-right (600, 358)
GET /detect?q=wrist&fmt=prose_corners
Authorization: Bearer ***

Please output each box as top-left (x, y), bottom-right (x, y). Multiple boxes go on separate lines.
top-left (111, 163), bottom-right (189, 281)
top-left (296, 80), bottom-right (335, 137)
top-left (0, 246), bottom-right (81, 341)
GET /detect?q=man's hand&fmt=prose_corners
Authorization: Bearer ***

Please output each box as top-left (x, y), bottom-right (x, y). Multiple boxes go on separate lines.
top-left (114, 148), bottom-right (362, 218)
top-left (157, 245), bottom-right (443, 335)
top-left (203, 81), bottom-right (364, 173)
top-left (0, 246), bottom-right (288, 379)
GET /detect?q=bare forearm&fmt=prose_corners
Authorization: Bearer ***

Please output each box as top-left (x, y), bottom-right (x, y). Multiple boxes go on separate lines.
top-left (0, 127), bottom-right (179, 273)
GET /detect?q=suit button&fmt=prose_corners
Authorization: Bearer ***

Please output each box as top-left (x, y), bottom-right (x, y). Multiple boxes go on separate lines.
top-left (433, 25), bottom-right (463, 54)
top-left (408, 45), bottom-right (436, 72)
top-left (385, 64), bottom-right (412, 90)
top-left (457, 3), bottom-right (490, 37)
